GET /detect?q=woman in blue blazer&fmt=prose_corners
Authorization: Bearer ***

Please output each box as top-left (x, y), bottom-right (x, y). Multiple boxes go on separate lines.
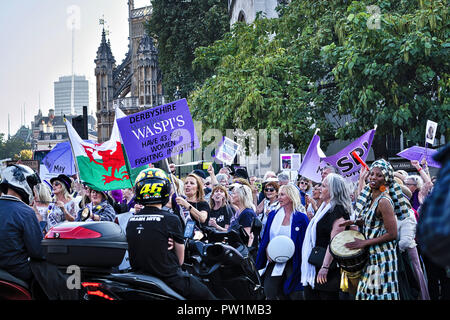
top-left (256, 184), bottom-right (309, 300)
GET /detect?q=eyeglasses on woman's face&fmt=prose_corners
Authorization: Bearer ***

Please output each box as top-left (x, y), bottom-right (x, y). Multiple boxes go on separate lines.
top-left (265, 188), bottom-right (275, 192)
top-left (52, 181), bottom-right (61, 188)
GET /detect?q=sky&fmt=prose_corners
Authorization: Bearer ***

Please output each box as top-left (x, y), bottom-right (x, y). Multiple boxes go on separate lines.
top-left (0, 0), bottom-right (150, 137)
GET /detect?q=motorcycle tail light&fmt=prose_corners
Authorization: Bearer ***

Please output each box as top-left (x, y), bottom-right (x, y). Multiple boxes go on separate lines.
top-left (45, 226), bottom-right (102, 239)
top-left (82, 282), bottom-right (115, 301)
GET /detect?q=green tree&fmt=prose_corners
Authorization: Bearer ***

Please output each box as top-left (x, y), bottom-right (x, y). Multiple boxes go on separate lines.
top-left (190, 0), bottom-right (449, 157)
top-left (321, 0), bottom-right (449, 157)
top-left (0, 135), bottom-right (32, 160)
top-left (146, 0), bottom-right (230, 101)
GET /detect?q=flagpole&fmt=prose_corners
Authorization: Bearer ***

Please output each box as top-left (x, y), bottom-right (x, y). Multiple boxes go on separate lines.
top-left (164, 157), bottom-right (187, 226)
top-left (163, 158), bottom-right (179, 197)
top-left (64, 117), bottom-right (81, 184)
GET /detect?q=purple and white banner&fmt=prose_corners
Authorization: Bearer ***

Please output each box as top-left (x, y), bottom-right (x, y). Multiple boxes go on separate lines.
top-left (298, 134), bottom-right (325, 183)
top-left (117, 99), bottom-right (200, 168)
top-left (298, 129), bottom-right (376, 183)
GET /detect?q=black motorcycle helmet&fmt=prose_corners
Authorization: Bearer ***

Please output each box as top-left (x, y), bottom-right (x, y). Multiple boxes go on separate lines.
top-left (134, 168), bottom-right (171, 206)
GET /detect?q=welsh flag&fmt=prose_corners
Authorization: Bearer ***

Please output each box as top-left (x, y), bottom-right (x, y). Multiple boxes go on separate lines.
top-left (65, 108), bottom-right (148, 191)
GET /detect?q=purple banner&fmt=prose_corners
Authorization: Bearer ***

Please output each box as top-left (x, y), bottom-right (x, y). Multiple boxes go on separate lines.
top-left (298, 135), bottom-right (323, 183)
top-left (322, 129), bottom-right (376, 181)
top-left (117, 99), bottom-right (200, 168)
top-left (298, 129), bottom-right (376, 183)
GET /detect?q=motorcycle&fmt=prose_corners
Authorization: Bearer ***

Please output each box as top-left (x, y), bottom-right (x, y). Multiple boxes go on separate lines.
top-left (182, 220), bottom-right (265, 300)
top-left (0, 269), bottom-right (33, 300)
top-left (80, 222), bottom-right (264, 300)
top-left (0, 218), bottom-right (264, 300)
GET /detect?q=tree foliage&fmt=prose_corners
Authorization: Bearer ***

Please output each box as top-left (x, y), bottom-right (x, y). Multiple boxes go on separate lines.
top-left (14, 150), bottom-right (33, 161)
top-left (189, 0), bottom-right (449, 156)
top-left (146, 0), bottom-right (230, 101)
top-left (0, 134), bottom-right (32, 160)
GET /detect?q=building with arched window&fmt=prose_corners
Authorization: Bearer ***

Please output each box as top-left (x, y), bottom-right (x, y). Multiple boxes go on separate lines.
top-left (228, 0), bottom-right (289, 26)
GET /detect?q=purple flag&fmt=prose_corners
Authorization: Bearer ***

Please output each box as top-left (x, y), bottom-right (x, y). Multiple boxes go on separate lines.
top-left (322, 129), bottom-right (376, 182)
top-left (117, 99), bottom-right (200, 168)
top-left (298, 129), bottom-right (376, 183)
top-left (298, 134), bottom-right (325, 183)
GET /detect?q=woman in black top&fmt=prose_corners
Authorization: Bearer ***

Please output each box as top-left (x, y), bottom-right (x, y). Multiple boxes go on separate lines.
top-left (208, 185), bottom-right (234, 232)
top-left (301, 173), bottom-right (352, 300)
top-left (175, 173), bottom-right (210, 227)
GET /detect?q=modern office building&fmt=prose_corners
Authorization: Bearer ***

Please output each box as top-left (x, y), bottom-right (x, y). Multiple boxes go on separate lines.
top-left (54, 75), bottom-right (89, 116)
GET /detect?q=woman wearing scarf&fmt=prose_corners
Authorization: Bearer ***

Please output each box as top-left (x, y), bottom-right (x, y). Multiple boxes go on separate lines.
top-left (341, 159), bottom-right (409, 300)
top-left (301, 173), bottom-right (353, 300)
top-left (256, 184), bottom-right (309, 300)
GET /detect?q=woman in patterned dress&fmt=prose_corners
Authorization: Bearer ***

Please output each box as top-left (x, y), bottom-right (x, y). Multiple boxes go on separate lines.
top-left (46, 175), bottom-right (79, 232)
top-left (340, 159), bottom-right (410, 300)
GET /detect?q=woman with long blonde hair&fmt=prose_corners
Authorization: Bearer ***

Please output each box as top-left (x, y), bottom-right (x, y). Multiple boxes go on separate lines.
top-left (174, 173), bottom-right (210, 227)
top-left (228, 183), bottom-right (256, 247)
top-left (256, 184), bottom-right (309, 300)
top-left (208, 185), bottom-right (235, 232)
top-left (46, 175), bottom-right (79, 231)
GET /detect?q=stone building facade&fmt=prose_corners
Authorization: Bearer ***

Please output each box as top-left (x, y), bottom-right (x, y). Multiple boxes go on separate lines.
top-left (95, 0), bottom-right (164, 143)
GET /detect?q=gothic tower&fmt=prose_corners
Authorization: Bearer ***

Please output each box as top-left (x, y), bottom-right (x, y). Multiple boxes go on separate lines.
top-left (95, 0), bottom-right (164, 143)
top-left (95, 29), bottom-right (116, 142)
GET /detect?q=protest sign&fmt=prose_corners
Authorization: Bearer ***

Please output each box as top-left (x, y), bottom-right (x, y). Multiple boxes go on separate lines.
top-left (280, 154), bottom-right (302, 171)
top-left (214, 137), bottom-right (241, 166)
top-left (425, 120), bottom-right (438, 145)
top-left (117, 99), bottom-right (200, 169)
top-left (281, 154), bottom-right (292, 170)
top-left (6, 160), bottom-right (40, 175)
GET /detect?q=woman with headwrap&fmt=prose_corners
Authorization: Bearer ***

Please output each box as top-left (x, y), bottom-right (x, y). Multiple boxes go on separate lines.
top-left (340, 159), bottom-right (410, 300)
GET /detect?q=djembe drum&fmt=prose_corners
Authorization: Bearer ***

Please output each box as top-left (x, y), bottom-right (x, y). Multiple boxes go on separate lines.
top-left (330, 230), bottom-right (368, 295)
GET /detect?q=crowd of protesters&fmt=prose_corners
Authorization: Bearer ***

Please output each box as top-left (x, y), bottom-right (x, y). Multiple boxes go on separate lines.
top-left (0, 146), bottom-right (449, 301)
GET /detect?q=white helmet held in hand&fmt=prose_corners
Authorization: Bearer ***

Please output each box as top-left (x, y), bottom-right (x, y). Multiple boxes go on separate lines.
top-left (267, 235), bottom-right (295, 263)
top-left (0, 164), bottom-right (41, 205)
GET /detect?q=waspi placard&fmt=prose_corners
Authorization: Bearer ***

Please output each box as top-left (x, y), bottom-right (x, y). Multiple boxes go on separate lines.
top-left (117, 99), bottom-right (200, 168)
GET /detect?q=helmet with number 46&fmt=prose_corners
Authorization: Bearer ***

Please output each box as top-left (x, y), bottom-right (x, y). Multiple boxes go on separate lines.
top-left (134, 168), bottom-right (171, 206)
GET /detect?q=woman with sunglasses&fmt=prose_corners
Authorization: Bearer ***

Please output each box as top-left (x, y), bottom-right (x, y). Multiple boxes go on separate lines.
top-left (256, 181), bottom-right (280, 237)
top-left (298, 176), bottom-right (312, 207)
top-left (76, 187), bottom-right (116, 222)
top-left (46, 175), bottom-right (79, 232)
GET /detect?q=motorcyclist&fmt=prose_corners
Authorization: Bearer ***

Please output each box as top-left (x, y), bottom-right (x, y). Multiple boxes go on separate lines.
top-left (0, 164), bottom-right (45, 283)
top-left (126, 168), bottom-right (216, 300)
